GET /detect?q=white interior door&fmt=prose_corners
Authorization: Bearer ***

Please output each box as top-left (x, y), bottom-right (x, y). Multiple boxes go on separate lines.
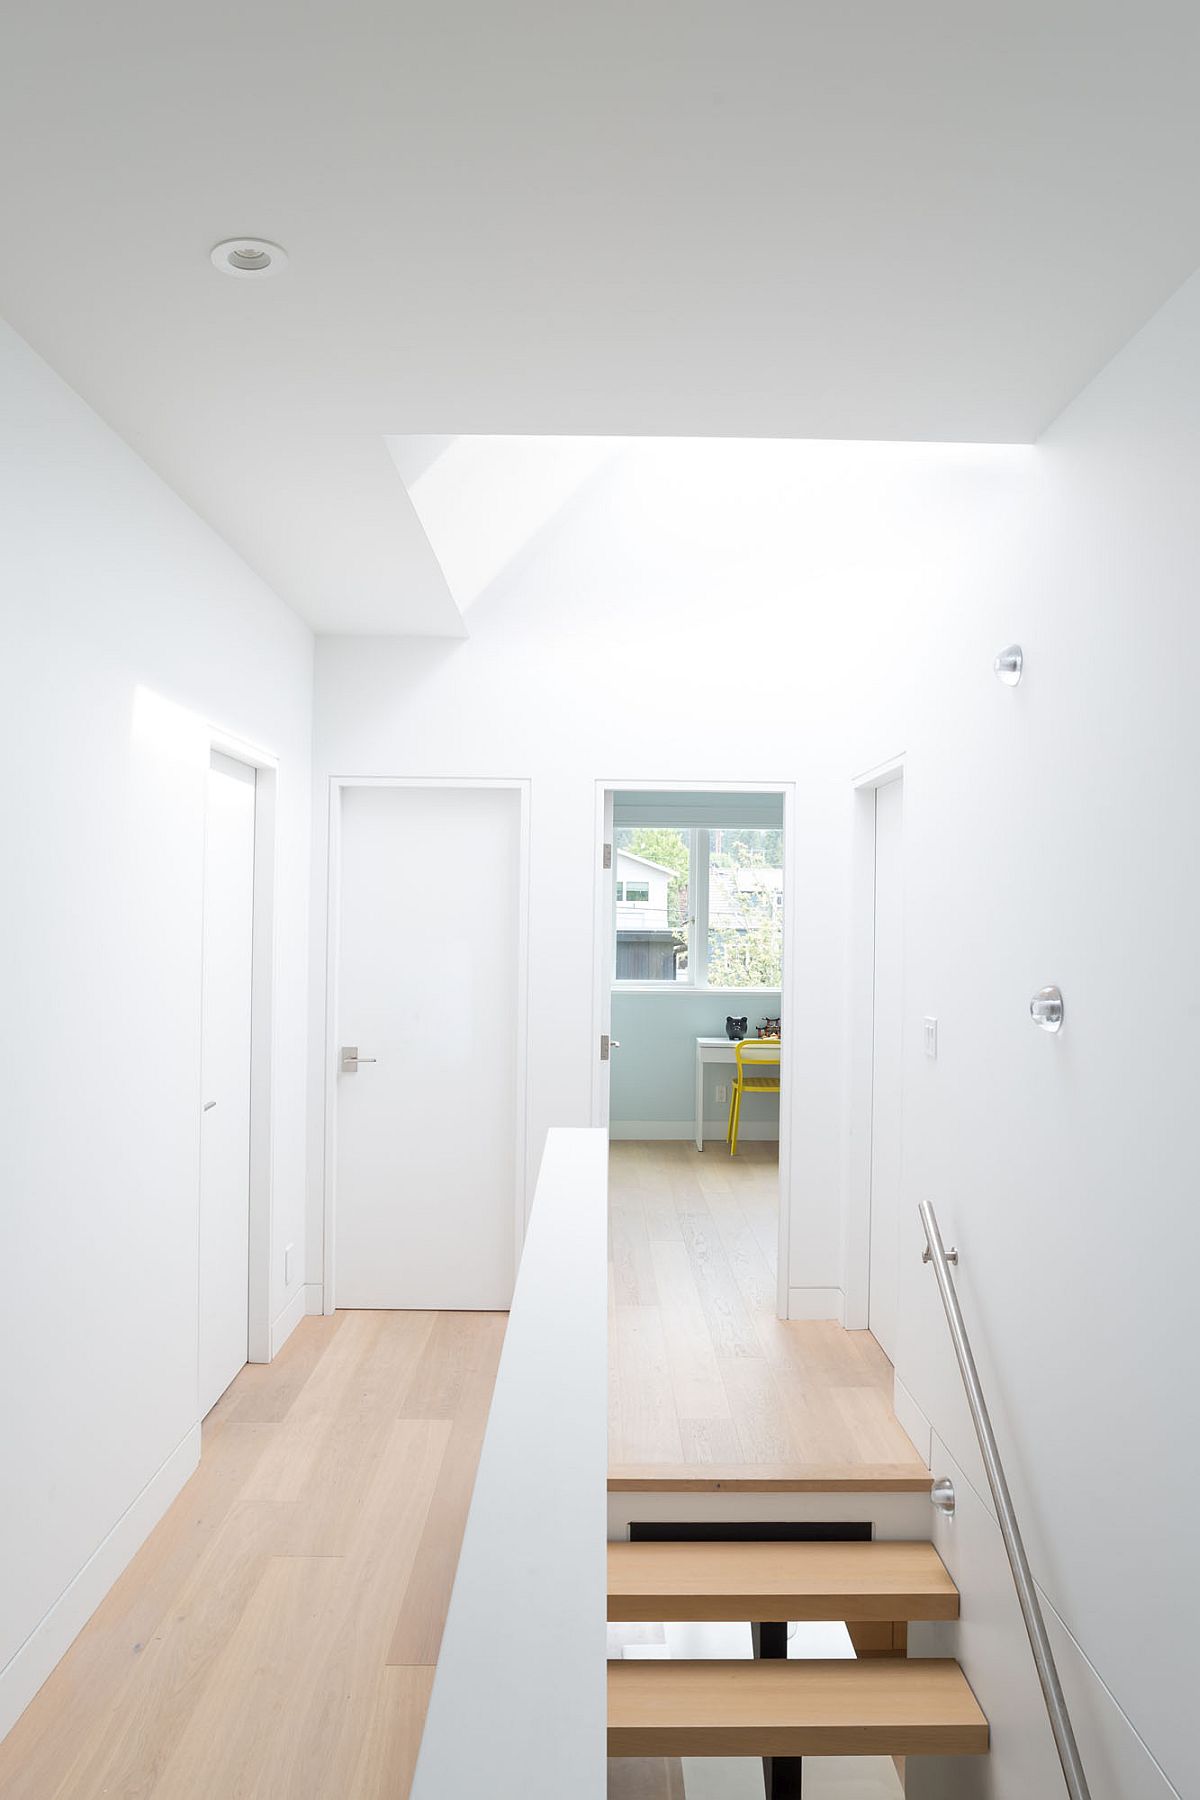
top-left (335, 785), bottom-right (521, 1309)
top-left (868, 777), bottom-right (904, 1361)
top-left (199, 751), bottom-right (255, 1415)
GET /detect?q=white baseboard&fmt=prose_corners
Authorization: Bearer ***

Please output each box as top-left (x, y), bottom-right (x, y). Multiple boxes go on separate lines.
top-left (609, 1120), bottom-right (780, 1143)
top-left (304, 1282), bottom-right (324, 1315)
top-left (786, 1286), bottom-right (846, 1323)
top-left (269, 1283), bottom-right (320, 1358)
top-left (0, 1422), bottom-right (201, 1742)
top-left (893, 1375), bottom-right (933, 1466)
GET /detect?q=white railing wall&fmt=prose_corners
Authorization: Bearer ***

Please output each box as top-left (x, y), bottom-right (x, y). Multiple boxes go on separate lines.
top-left (410, 1127), bottom-right (608, 1800)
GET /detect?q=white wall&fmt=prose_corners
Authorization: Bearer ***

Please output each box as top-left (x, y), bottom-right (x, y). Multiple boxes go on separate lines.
top-left (0, 320), bottom-right (313, 1736)
top-left (411, 1128), bottom-right (608, 1800)
top-left (852, 274), bottom-right (1200, 1800)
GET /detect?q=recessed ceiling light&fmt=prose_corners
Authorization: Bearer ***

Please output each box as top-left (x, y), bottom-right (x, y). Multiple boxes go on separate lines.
top-left (210, 238), bottom-right (288, 278)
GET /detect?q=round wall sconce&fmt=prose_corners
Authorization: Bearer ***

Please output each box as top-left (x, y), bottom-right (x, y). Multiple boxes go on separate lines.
top-left (994, 644), bottom-right (1023, 686)
top-left (1030, 985), bottom-right (1064, 1033)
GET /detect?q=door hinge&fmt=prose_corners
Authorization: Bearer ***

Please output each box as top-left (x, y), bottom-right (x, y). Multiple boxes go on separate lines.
top-left (600, 1034), bottom-right (610, 1061)
top-left (603, 842), bottom-right (612, 869)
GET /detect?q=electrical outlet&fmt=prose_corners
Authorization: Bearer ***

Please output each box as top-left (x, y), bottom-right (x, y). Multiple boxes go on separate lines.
top-left (715, 1083), bottom-right (728, 1103)
top-left (284, 1242), bottom-right (295, 1285)
top-left (923, 1017), bottom-right (938, 1059)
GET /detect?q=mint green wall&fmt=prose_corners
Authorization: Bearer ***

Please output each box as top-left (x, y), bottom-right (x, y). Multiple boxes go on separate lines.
top-left (610, 989), bottom-right (782, 1132)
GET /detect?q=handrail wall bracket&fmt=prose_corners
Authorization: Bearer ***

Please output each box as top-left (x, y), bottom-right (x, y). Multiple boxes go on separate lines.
top-left (918, 1200), bottom-right (1092, 1800)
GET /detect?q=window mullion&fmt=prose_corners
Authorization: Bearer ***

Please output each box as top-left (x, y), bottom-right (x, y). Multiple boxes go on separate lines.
top-left (691, 827), bottom-right (709, 988)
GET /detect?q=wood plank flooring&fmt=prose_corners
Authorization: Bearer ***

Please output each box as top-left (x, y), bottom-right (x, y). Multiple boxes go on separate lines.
top-left (607, 1141), bottom-right (925, 1481)
top-left (0, 1308), bottom-right (505, 1800)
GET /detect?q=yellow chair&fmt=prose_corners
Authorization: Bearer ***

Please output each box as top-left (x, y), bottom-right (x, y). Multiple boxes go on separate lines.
top-left (726, 1038), bottom-right (781, 1155)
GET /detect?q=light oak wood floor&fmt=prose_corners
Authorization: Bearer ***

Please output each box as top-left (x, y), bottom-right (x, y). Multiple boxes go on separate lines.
top-left (0, 1308), bottom-right (504, 1800)
top-left (607, 1141), bottom-right (925, 1477)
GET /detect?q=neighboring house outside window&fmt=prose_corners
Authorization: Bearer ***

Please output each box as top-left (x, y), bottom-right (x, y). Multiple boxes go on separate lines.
top-left (614, 847), bottom-right (681, 981)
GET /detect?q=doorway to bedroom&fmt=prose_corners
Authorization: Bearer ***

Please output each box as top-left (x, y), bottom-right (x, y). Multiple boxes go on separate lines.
top-left (595, 784), bottom-right (795, 1466)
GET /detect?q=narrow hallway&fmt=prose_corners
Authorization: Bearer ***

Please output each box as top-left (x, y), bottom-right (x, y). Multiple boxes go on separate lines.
top-left (0, 1311), bottom-right (503, 1800)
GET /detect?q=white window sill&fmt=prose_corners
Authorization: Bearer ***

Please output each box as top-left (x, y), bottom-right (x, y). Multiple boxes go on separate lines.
top-left (611, 984), bottom-right (782, 996)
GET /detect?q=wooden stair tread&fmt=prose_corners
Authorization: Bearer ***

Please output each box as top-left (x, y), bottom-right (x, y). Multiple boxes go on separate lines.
top-left (607, 1463), bottom-right (932, 1493)
top-left (608, 1658), bottom-right (988, 1758)
top-left (608, 1540), bottom-right (958, 1622)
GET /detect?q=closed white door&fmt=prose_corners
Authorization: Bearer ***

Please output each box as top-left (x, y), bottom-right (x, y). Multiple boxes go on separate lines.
top-left (868, 777), bottom-right (904, 1361)
top-left (198, 752), bottom-right (256, 1415)
top-left (335, 785), bottom-right (521, 1309)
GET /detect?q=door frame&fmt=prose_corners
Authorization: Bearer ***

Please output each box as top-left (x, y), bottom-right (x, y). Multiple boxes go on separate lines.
top-left (844, 752), bottom-right (905, 1330)
top-left (590, 785), bottom-right (616, 1127)
top-left (591, 777), bottom-right (796, 1320)
top-left (203, 726), bottom-right (279, 1367)
top-left (322, 776), bottom-right (532, 1314)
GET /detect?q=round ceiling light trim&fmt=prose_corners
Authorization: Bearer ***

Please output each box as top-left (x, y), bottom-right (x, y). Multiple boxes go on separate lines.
top-left (210, 238), bottom-right (288, 278)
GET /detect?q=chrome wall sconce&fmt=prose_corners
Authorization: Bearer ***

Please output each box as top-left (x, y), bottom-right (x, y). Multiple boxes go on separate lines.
top-left (1030, 986), bottom-right (1064, 1033)
top-left (994, 644), bottom-right (1023, 686)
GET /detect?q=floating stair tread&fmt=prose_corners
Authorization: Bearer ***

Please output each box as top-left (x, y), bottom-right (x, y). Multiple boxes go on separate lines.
top-left (608, 1539), bottom-right (959, 1622)
top-left (607, 1463), bottom-right (932, 1493)
top-left (608, 1658), bottom-right (988, 1758)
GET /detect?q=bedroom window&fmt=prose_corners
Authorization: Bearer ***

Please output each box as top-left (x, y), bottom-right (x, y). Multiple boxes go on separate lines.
top-left (613, 825), bottom-right (782, 988)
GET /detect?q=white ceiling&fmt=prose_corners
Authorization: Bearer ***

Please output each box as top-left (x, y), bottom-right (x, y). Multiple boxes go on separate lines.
top-left (3, 3), bottom-right (1200, 634)
top-left (390, 435), bottom-right (619, 614)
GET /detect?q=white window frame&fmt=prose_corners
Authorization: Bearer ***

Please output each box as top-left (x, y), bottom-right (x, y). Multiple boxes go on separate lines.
top-left (688, 827), bottom-right (708, 988)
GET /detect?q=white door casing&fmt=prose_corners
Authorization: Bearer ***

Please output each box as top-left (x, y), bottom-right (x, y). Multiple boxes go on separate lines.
top-left (868, 776), bottom-right (904, 1361)
top-left (198, 751), bottom-right (256, 1415)
top-left (334, 783), bottom-right (522, 1309)
top-left (592, 787), bottom-right (616, 1126)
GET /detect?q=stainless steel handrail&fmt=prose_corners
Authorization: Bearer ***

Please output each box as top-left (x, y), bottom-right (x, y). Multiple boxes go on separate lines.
top-left (919, 1201), bottom-right (1092, 1800)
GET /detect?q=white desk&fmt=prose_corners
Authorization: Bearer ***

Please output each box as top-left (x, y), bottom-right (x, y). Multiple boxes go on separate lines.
top-left (694, 1035), bottom-right (781, 1151)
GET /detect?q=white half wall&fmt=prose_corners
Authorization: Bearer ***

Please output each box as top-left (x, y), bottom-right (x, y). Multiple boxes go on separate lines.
top-left (411, 1128), bottom-right (607, 1800)
top-left (0, 320), bottom-right (313, 1737)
